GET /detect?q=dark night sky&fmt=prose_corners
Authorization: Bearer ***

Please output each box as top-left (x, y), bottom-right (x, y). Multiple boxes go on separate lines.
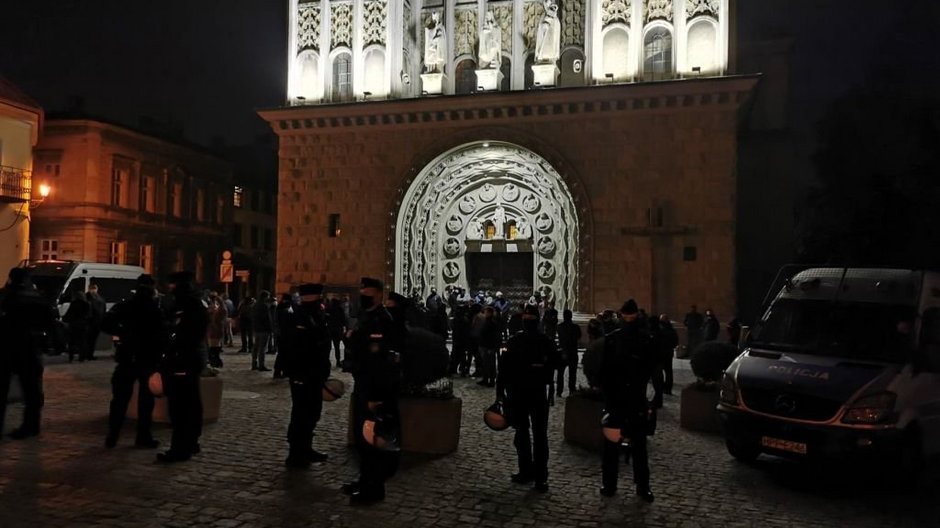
top-left (1, 1), bottom-right (937, 148)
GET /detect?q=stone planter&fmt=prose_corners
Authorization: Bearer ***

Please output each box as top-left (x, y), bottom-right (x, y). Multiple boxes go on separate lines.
top-left (679, 383), bottom-right (721, 434)
top-left (563, 393), bottom-right (605, 452)
top-left (347, 396), bottom-right (462, 455)
top-left (127, 376), bottom-right (223, 424)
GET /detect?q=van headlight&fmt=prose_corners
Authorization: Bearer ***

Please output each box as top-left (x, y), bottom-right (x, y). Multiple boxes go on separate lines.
top-left (719, 372), bottom-right (740, 406)
top-left (841, 392), bottom-right (897, 425)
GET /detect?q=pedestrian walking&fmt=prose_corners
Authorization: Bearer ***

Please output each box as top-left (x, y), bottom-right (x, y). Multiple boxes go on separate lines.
top-left (206, 295), bottom-right (225, 368)
top-left (221, 293), bottom-right (235, 347)
top-left (683, 304), bottom-right (704, 354)
top-left (599, 299), bottom-right (655, 502)
top-left (251, 291), bottom-right (273, 371)
top-left (237, 295), bottom-right (254, 353)
top-left (282, 284), bottom-right (332, 468)
top-left (156, 271), bottom-right (209, 463)
top-left (343, 277), bottom-right (404, 505)
top-left (84, 284), bottom-right (107, 360)
top-left (477, 306), bottom-right (501, 387)
top-left (556, 309), bottom-right (582, 397)
top-left (63, 289), bottom-right (90, 363)
top-left (496, 304), bottom-right (559, 493)
top-left (100, 274), bottom-right (167, 449)
top-left (658, 314), bottom-right (678, 395)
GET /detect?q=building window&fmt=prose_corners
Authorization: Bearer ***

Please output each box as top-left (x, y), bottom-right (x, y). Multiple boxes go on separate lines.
top-left (250, 226), bottom-right (259, 249)
top-left (174, 249), bottom-right (185, 272)
top-left (171, 182), bottom-right (183, 217)
top-left (195, 252), bottom-right (204, 284)
top-left (140, 176), bottom-right (156, 213)
top-left (111, 167), bottom-right (128, 207)
top-left (683, 246), bottom-right (697, 262)
top-left (455, 59), bottom-right (477, 94)
top-left (250, 189), bottom-right (260, 211)
top-left (263, 228), bottom-right (274, 250)
top-left (263, 192), bottom-right (274, 214)
top-left (196, 188), bottom-right (206, 221)
top-left (39, 239), bottom-right (58, 260)
top-left (233, 224), bottom-right (243, 246)
top-left (139, 244), bottom-right (154, 274)
top-left (328, 213), bottom-right (340, 238)
top-left (644, 27), bottom-right (674, 77)
top-left (332, 53), bottom-right (353, 102)
top-left (233, 186), bottom-right (243, 208)
top-left (110, 241), bottom-right (128, 265)
top-left (216, 196), bottom-right (225, 225)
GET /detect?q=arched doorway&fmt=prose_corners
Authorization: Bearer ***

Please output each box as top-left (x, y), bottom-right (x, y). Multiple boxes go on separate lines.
top-left (394, 141), bottom-right (580, 310)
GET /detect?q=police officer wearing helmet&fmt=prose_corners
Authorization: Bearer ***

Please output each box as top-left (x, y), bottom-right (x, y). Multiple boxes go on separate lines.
top-left (343, 277), bottom-right (404, 505)
top-left (497, 304), bottom-right (559, 492)
top-left (282, 283), bottom-right (333, 468)
top-left (157, 271), bottom-right (209, 463)
top-left (599, 299), bottom-right (655, 502)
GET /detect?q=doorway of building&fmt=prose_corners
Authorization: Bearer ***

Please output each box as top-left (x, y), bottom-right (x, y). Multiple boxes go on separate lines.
top-left (465, 250), bottom-right (533, 310)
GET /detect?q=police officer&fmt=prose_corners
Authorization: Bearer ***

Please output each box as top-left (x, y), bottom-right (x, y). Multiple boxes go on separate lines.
top-left (497, 304), bottom-right (559, 492)
top-left (101, 274), bottom-right (167, 448)
top-left (343, 277), bottom-right (404, 505)
top-left (157, 271), bottom-right (209, 463)
top-left (282, 283), bottom-right (332, 468)
top-left (599, 299), bottom-right (655, 502)
top-left (0, 268), bottom-right (60, 439)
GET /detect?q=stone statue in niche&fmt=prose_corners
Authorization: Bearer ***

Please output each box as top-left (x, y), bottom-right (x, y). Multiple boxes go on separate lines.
top-left (491, 204), bottom-right (507, 238)
top-left (425, 12), bottom-right (446, 73)
top-left (478, 10), bottom-right (502, 69)
top-left (535, 0), bottom-right (561, 64)
top-left (502, 183), bottom-right (520, 202)
top-left (466, 219), bottom-right (485, 240)
top-left (516, 218), bottom-right (533, 239)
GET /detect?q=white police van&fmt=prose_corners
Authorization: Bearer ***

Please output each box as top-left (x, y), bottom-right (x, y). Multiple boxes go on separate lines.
top-left (25, 260), bottom-right (146, 317)
top-left (718, 267), bottom-right (940, 473)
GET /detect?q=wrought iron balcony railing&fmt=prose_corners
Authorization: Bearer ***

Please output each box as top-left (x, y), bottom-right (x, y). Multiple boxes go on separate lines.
top-left (0, 165), bottom-right (31, 203)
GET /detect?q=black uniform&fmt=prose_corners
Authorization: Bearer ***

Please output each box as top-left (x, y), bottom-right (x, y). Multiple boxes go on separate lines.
top-left (282, 300), bottom-right (332, 465)
top-left (600, 319), bottom-right (654, 494)
top-left (159, 282), bottom-right (209, 462)
top-left (348, 305), bottom-right (404, 496)
top-left (0, 276), bottom-right (59, 438)
top-left (497, 319), bottom-right (559, 488)
top-left (100, 286), bottom-right (168, 447)
top-left (556, 318), bottom-right (582, 396)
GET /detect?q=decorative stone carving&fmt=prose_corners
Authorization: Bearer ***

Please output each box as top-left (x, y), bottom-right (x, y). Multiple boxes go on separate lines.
top-left (444, 238), bottom-right (462, 257)
top-left (444, 261), bottom-right (461, 280)
top-left (446, 215), bottom-right (464, 234)
top-left (459, 195), bottom-right (478, 214)
top-left (490, 204), bottom-right (507, 238)
top-left (492, 5), bottom-right (513, 54)
top-left (298, 3), bottom-right (321, 51)
top-left (455, 9), bottom-right (478, 59)
top-left (331, 3), bottom-right (353, 49)
top-left (522, 194), bottom-right (540, 213)
top-left (363, 1), bottom-right (388, 47)
top-left (479, 183), bottom-right (497, 202)
top-left (686, 0), bottom-right (719, 19)
top-left (478, 11), bottom-right (501, 69)
top-left (535, 212), bottom-right (553, 232)
top-left (466, 219), bottom-right (484, 240)
top-left (424, 12), bottom-right (446, 73)
top-left (538, 261), bottom-right (555, 281)
top-left (523, 1), bottom-right (544, 52)
top-left (534, 0), bottom-right (561, 64)
top-left (562, 0), bottom-right (586, 48)
top-left (517, 218), bottom-right (533, 240)
top-left (502, 183), bottom-right (520, 202)
top-left (601, 0), bottom-right (630, 27)
top-left (645, 0), bottom-right (673, 23)
top-left (537, 236), bottom-right (555, 255)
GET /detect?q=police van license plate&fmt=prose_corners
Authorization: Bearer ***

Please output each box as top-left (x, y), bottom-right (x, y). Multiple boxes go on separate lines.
top-left (761, 436), bottom-right (807, 455)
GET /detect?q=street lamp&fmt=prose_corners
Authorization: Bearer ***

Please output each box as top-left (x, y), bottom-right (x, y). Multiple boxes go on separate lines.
top-left (31, 183), bottom-right (51, 208)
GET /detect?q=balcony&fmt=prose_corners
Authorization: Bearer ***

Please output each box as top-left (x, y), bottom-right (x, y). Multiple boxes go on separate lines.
top-left (0, 165), bottom-right (31, 203)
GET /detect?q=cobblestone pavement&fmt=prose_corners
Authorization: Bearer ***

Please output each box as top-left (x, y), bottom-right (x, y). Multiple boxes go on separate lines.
top-left (1, 347), bottom-right (939, 528)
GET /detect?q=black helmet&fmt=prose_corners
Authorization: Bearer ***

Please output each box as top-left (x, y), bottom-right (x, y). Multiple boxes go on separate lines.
top-left (484, 400), bottom-right (510, 431)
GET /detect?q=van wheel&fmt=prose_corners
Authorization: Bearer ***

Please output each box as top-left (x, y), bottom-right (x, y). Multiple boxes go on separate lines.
top-left (726, 438), bottom-right (760, 463)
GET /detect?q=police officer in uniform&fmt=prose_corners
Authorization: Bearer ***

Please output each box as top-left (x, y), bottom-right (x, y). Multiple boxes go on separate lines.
top-left (343, 277), bottom-right (404, 505)
top-left (283, 283), bottom-right (332, 468)
top-left (497, 304), bottom-right (559, 492)
top-left (101, 274), bottom-right (167, 448)
top-left (157, 271), bottom-right (209, 463)
top-left (599, 299), bottom-right (655, 502)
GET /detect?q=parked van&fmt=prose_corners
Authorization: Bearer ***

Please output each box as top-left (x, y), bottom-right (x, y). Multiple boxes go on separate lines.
top-left (718, 267), bottom-right (940, 473)
top-left (24, 261), bottom-right (146, 317)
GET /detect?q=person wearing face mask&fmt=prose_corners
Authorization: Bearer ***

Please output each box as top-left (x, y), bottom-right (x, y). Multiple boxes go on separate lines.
top-left (496, 304), bottom-right (559, 493)
top-left (343, 277), bottom-right (404, 505)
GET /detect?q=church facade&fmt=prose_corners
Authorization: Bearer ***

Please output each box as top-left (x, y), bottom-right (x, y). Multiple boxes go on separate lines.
top-left (262, 0), bottom-right (756, 317)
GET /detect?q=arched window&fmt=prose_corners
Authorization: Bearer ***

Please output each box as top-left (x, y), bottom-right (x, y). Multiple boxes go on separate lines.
top-left (363, 47), bottom-right (387, 97)
top-left (686, 20), bottom-right (718, 74)
top-left (293, 51), bottom-right (320, 102)
top-left (500, 57), bottom-right (512, 91)
top-left (455, 58), bottom-right (477, 94)
top-left (332, 53), bottom-right (353, 102)
top-left (602, 28), bottom-right (630, 82)
top-left (643, 27), bottom-right (673, 79)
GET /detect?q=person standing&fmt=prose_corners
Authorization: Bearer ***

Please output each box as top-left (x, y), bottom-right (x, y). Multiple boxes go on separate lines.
top-left (84, 284), bottom-right (107, 361)
top-left (658, 314), bottom-right (678, 395)
top-left (497, 304), bottom-right (558, 492)
top-left (100, 274), bottom-right (167, 448)
top-left (63, 290), bottom-right (90, 363)
top-left (599, 300), bottom-right (655, 502)
top-left (157, 271), bottom-right (209, 463)
top-left (683, 305), bottom-right (704, 355)
top-left (541, 301), bottom-right (558, 343)
top-left (556, 309), bottom-right (582, 397)
top-left (221, 293), bottom-right (235, 347)
top-left (450, 303), bottom-right (471, 376)
top-left (477, 306), bottom-right (501, 387)
top-left (251, 291), bottom-right (273, 371)
top-left (206, 295), bottom-right (226, 368)
top-left (343, 277), bottom-right (404, 505)
top-left (282, 284), bottom-right (332, 468)
top-left (326, 297), bottom-right (347, 369)
top-left (237, 295), bottom-right (254, 354)
top-left (704, 309), bottom-right (720, 342)
top-left (0, 268), bottom-right (60, 439)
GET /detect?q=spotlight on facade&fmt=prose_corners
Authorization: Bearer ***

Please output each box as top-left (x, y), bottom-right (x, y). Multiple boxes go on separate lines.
top-left (363, 91), bottom-right (372, 100)
top-left (31, 183), bottom-right (51, 208)
top-left (692, 66), bottom-right (702, 75)
top-left (605, 73), bottom-right (614, 83)
top-left (482, 142), bottom-right (490, 148)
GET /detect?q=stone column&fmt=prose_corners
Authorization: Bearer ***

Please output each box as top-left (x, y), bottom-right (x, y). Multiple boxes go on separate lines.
top-left (512, 0), bottom-right (524, 89)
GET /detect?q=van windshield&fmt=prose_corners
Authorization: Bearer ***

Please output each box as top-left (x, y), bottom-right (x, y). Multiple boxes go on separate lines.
top-left (747, 298), bottom-right (915, 363)
top-left (30, 275), bottom-right (67, 304)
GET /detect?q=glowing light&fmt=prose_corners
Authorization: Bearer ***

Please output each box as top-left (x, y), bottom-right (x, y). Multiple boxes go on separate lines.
top-left (38, 184), bottom-right (51, 198)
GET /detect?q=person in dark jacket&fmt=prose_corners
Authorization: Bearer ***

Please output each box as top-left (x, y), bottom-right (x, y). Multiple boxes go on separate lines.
top-left (101, 274), bottom-right (167, 448)
top-left (704, 309), bottom-right (720, 342)
top-left (84, 284), bottom-right (107, 361)
top-left (541, 301), bottom-right (559, 342)
top-left (0, 268), bottom-right (60, 439)
top-left (497, 304), bottom-right (559, 493)
top-left (273, 293), bottom-right (296, 379)
top-left (658, 314), bottom-right (678, 395)
top-left (599, 299), bottom-right (655, 502)
top-left (251, 291), bottom-right (273, 371)
top-left (477, 306), bottom-right (501, 387)
top-left (556, 309), bottom-right (582, 397)
top-left (237, 295), bottom-right (255, 353)
top-left (156, 271), bottom-right (209, 463)
top-left (450, 303), bottom-right (471, 376)
top-left (684, 304), bottom-right (704, 354)
top-left (63, 289), bottom-right (90, 363)
top-left (282, 283), bottom-right (332, 468)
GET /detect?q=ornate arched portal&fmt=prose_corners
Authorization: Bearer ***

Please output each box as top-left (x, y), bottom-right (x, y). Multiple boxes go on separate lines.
top-left (393, 141), bottom-right (581, 310)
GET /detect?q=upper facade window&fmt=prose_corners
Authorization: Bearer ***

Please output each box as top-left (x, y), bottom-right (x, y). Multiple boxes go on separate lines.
top-left (234, 186), bottom-right (244, 208)
top-left (643, 27), bottom-right (673, 78)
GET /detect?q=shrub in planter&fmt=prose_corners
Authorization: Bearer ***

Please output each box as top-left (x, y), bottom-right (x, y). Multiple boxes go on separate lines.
top-left (690, 341), bottom-right (740, 383)
top-left (681, 342), bottom-right (738, 434)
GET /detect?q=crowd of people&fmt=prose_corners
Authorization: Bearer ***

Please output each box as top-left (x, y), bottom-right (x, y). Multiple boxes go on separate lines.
top-left (0, 265), bottom-right (741, 507)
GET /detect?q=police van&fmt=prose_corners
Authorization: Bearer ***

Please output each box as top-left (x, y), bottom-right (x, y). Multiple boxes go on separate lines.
top-left (718, 267), bottom-right (940, 472)
top-left (25, 260), bottom-right (146, 317)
